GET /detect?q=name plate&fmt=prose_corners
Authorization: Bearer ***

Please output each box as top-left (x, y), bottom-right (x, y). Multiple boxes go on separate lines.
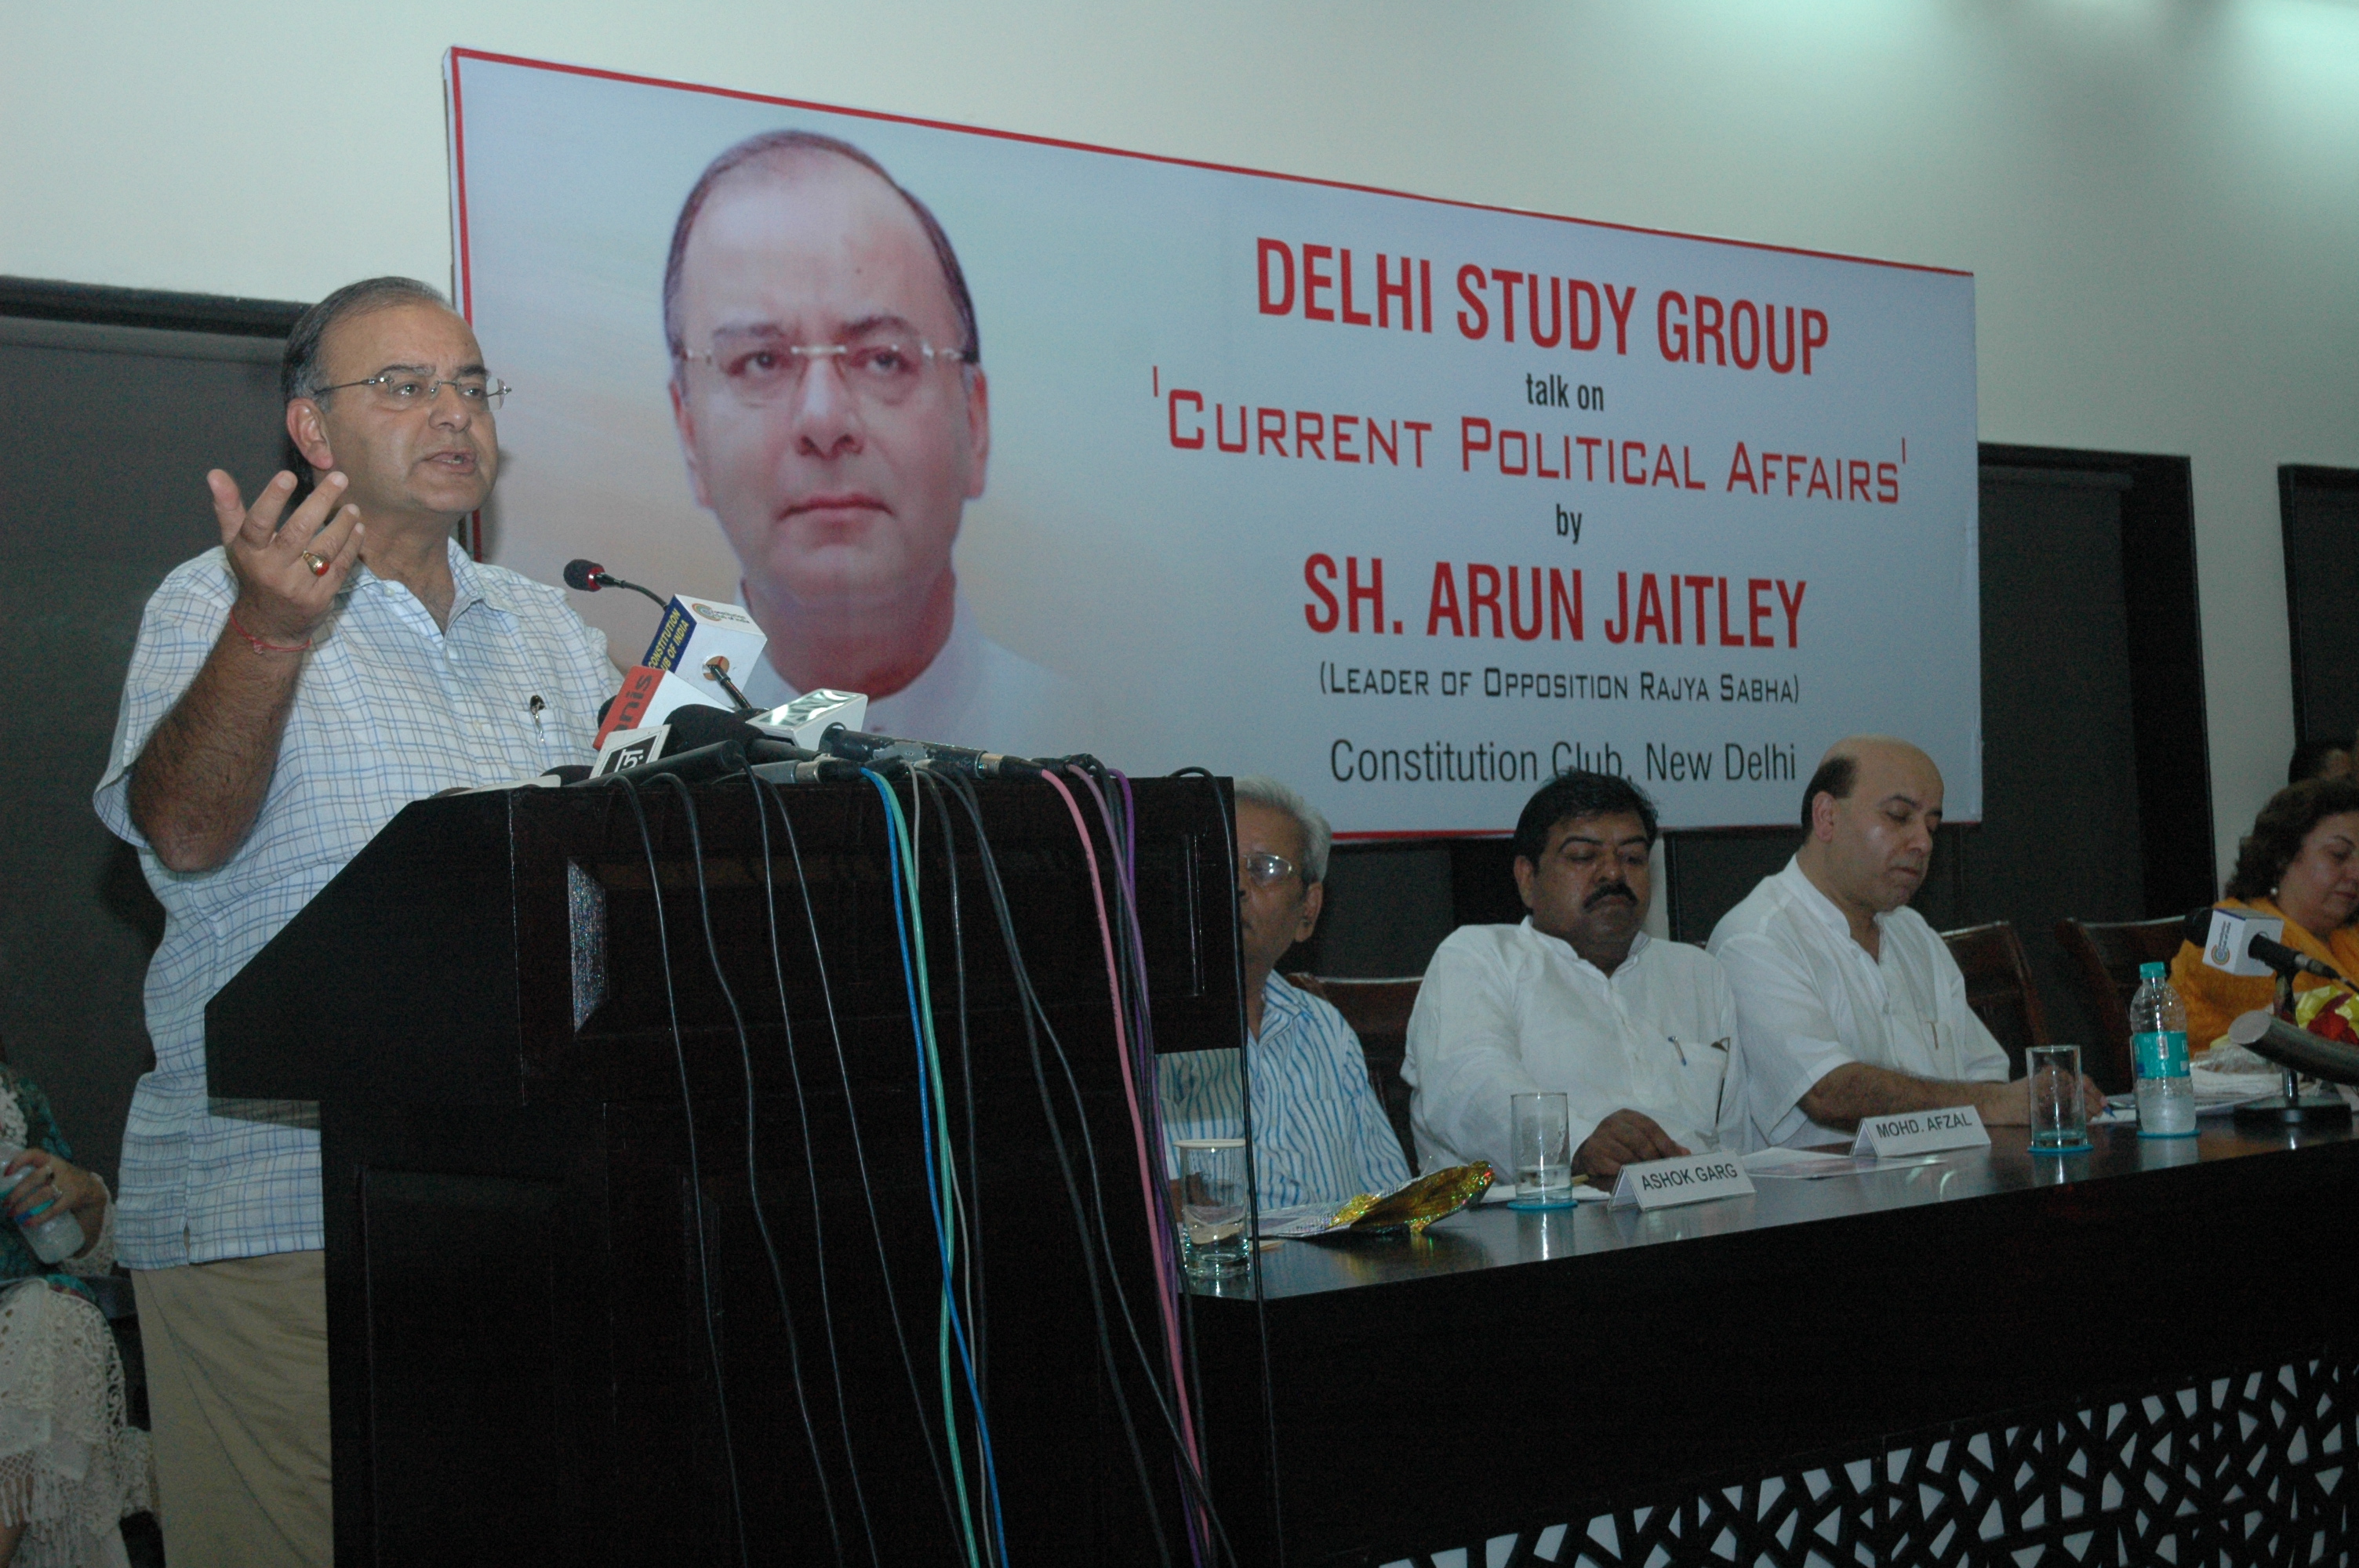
top-left (1609, 1152), bottom-right (1756, 1210)
top-left (1850, 1105), bottom-right (1990, 1158)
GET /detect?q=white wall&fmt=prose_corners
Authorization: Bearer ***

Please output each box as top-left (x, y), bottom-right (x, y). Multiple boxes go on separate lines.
top-left (7, 0), bottom-right (2355, 875)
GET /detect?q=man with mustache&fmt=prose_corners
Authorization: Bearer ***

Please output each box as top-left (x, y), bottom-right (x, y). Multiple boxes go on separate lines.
top-left (1403, 771), bottom-right (1747, 1181)
top-left (1709, 735), bottom-right (2091, 1147)
top-left (93, 277), bottom-right (616, 1566)
top-left (663, 129), bottom-right (1078, 755)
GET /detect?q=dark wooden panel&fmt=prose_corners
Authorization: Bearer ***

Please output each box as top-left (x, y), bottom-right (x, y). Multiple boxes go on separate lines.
top-left (1969, 464), bottom-right (2146, 1045)
top-left (1192, 1126), bottom-right (2359, 1565)
top-left (356, 1167), bottom-right (570, 1562)
top-left (2281, 464), bottom-right (2359, 752)
top-left (0, 311), bottom-right (291, 1180)
top-left (226, 775), bottom-right (1244, 1566)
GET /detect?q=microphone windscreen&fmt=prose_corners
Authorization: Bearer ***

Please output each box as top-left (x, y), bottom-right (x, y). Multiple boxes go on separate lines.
top-left (540, 764), bottom-right (592, 785)
top-left (609, 739), bottom-right (747, 786)
top-left (662, 703), bottom-right (761, 753)
top-left (2185, 906), bottom-right (2218, 946)
top-left (563, 559), bottom-right (603, 591)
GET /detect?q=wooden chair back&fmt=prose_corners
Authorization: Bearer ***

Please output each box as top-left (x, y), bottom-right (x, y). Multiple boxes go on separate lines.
top-left (1283, 973), bottom-right (1422, 1171)
top-left (1937, 921), bottom-right (2051, 1078)
top-left (2054, 916), bottom-right (2186, 1092)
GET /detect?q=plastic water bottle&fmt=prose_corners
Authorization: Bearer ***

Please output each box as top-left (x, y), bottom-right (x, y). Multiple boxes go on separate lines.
top-left (0, 1143), bottom-right (86, 1265)
top-left (2128, 962), bottom-right (2196, 1138)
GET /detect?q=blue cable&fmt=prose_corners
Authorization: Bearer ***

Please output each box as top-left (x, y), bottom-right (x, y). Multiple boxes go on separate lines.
top-left (866, 771), bottom-right (1011, 1567)
top-left (877, 776), bottom-right (1011, 1568)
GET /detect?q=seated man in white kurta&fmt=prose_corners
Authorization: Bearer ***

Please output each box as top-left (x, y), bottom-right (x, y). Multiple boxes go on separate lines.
top-left (1156, 778), bottom-right (1411, 1208)
top-left (1403, 771), bottom-right (1748, 1181)
top-left (1707, 735), bottom-right (2095, 1147)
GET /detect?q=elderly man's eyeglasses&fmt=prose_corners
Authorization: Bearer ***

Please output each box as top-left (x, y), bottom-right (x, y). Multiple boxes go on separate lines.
top-left (311, 370), bottom-right (511, 412)
top-left (1239, 852), bottom-right (1303, 889)
top-left (677, 328), bottom-right (975, 408)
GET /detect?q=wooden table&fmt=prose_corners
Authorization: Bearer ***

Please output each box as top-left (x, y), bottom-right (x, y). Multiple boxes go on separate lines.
top-left (1188, 1120), bottom-right (2359, 1566)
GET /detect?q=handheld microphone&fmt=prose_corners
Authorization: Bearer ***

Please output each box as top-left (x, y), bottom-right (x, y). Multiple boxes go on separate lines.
top-left (816, 724), bottom-right (1044, 779)
top-left (2225, 1009), bottom-right (2359, 1087)
top-left (747, 746), bottom-right (866, 783)
top-left (579, 705), bottom-right (838, 789)
top-left (562, 558), bottom-right (671, 611)
top-left (2184, 906), bottom-right (2349, 982)
top-left (660, 704), bottom-right (762, 753)
top-left (598, 739), bottom-right (751, 787)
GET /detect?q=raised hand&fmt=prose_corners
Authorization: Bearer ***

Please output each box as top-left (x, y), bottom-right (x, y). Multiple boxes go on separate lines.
top-left (209, 468), bottom-right (364, 644)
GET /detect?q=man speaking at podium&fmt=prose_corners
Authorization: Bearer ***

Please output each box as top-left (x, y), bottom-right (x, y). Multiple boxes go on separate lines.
top-left (92, 278), bottom-right (617, 1567)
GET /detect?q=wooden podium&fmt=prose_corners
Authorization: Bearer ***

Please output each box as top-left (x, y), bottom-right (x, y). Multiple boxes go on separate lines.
top-left (207, 773), bottom-right (1241, 1566)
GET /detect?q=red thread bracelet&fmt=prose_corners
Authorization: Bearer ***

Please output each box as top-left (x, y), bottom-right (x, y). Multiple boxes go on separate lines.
top-left (227, 608), bottom-right (313, 655)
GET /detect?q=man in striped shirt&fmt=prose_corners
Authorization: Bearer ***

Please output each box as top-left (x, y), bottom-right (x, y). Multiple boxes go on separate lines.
top-left (93, 278), bottom-right (616, 1567)
top-left (1157, 778), bottom-right (1412, 1208)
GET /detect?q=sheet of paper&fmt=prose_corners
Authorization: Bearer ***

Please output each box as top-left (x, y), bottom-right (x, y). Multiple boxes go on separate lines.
top-left (1497, 1183), bottom-right (1611, 1205)
top-left (1740, 1148), bottom-right (1947, 1180)
top-left (1253, 1202), bottom-right (1350, 1239)
top-left (2191, 1063), bottom-right (2279, 1113)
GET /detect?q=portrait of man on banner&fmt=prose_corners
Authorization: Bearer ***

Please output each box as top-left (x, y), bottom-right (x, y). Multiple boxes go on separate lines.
top-left (661, 129), bottom-right (1082, 756)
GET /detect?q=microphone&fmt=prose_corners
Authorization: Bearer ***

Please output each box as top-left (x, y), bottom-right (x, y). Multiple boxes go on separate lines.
top-left (702, 658), bottom-right (755, 713)
top-left (563, 559), bottom-right (670, 611)
top-left (598, 739), bottom-right (750, 787)
top-left (747, 746), bottom-right (867, 783)
top-left (660, 704), bottom-right (762, 753)
top-left (2225, 1009), bottom-right (2359, 1087)
top-left (660, 704), bottom-right (852, 767)
top-left (591, 734), bottom-right (854, 788)
top-left (2184, 906), bottom-right (2349, 982)
top-left (816, 725), bottom-right (1044, 779)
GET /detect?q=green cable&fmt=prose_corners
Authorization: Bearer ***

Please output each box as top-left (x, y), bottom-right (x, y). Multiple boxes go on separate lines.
top-left (879, 782), bottom-right (981, 1568)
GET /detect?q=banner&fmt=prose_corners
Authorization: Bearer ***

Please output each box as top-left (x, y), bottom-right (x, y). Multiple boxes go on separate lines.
top-left (449, 49), bottom-right (1980, 832)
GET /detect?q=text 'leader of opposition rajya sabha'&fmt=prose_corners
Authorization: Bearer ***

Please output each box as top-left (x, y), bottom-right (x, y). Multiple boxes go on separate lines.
top-left (661, 129), bottom-right (1081, 757)
top-left (1403, 771), bottom-right (1750, 1181)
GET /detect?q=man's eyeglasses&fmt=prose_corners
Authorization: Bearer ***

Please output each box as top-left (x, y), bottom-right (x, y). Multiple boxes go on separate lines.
top-left (676, 328), bottom-right (975, 408)
top-left (311, 371), bottom-right (511, 412)
top-left (1239, 852), bottom-right (1303, 889)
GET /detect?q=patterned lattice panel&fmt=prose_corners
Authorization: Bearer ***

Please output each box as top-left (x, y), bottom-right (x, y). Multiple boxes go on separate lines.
top-left (1370, 1354), bottom-right (2353, 1568)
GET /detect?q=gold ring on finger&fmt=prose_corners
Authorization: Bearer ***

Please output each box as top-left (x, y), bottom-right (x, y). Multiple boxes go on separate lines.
top-left (300, 550), bottom-right (329, 577)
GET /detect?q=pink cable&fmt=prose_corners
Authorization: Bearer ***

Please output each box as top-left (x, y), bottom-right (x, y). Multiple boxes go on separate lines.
top-left (1064, 767), bottom-right (1212, 1567)
top-left (1035, 769), bottom-right (1205, 1482)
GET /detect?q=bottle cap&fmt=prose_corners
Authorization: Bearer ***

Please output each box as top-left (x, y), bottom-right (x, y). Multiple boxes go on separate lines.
top-left (2139, 961), bottom-right (2166, 979)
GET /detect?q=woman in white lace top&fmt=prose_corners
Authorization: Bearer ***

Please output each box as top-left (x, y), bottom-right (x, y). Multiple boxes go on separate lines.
top-left (0, 1064), bottom-right (151, 1568)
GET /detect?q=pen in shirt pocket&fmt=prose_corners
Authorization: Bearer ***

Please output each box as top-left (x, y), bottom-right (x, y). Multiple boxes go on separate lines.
top-left (1667, 1036), bottom-right (1732, 1065)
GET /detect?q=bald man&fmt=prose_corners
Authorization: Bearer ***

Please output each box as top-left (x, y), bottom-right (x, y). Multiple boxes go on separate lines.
top-left (1708, 737), bottom-right (2097, 1147)
top-left (661, 129), bottom-right (1080, 757)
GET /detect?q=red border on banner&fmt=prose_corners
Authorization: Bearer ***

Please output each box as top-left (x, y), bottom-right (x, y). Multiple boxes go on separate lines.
top-left (448, 57), bottom-right (475, 320)
top-left (442, 48), bottom-right (1986, 829)
top-left (443, 45), bottom-right (1971, 322)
